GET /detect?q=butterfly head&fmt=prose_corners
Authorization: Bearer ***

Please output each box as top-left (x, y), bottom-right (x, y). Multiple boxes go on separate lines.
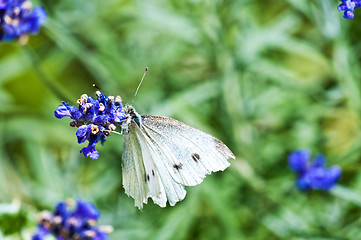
top-left (122, 104), bottom-right (142, 133)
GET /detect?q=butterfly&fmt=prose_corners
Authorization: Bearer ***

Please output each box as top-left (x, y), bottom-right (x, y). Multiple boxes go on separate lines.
top-left (120, 103), bottom-right (235, 209)
top-left (55, 68), bottom-right (234, 209)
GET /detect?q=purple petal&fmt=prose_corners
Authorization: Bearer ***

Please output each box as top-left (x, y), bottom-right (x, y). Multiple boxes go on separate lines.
top-left (323, 166), bottom-right (342, 189)
top-left (296, 174), bottom-right (310, 190)
top-left (72, 200), bottom-right (100, 220)
top-left (80, 142), bottom-right (99, 159)
top-left (328, 165), bottom-right (342, 180)
top-left (76, 125), bottom-right (89, 144)
top-left (345, 10), bottom-right (354, 19)
top-left (32, 6), bottom-right (47, 26)
top-left (288, 150), bottom-right (310, 172)
top-left (338, 4), bottom-right (347, 11)
top-left (54, 202), bottom-right (68, 219)
top-left (55, 103), bottom-right (72, 119)
top-left (312, 154), bottom-right (326, 168)
top-left (55, 101), bottom-right (82, 120)
top-left (307, 167), bottom-right (328, 190)
top-left (0, 0), bottom-right (7, 9)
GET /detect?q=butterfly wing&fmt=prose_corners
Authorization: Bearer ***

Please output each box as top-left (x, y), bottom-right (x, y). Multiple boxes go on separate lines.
top-left (141, 115), bottom-right (234, 187)
top-left (122, 115), bottom-right (234, 209)
top-left (122, 120), bottom-right (186, 209)
top-left (122, 123), bottom-right (150, 209)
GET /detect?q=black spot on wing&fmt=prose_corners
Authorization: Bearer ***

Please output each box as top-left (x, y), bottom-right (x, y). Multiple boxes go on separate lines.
top-left (192, 153), bottom-right (200, 162)
top-left (152, 170), bottom-right (155, 176)
top-left (173, 163), bottom-right (183, 170)
top-left (144, 173), bottom-right (150, 182)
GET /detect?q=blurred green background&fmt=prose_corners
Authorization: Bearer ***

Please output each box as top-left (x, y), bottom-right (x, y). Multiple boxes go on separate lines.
top-left (2, 0), bottom-right (361, 239)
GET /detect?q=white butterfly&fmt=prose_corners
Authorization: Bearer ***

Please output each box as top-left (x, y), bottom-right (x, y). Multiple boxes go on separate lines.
top-left (121, 104), bottom-right (235, 209)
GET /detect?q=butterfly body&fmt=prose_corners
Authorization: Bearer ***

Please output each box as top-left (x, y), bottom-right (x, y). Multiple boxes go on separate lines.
top-left (121, 105), bottom-right (235, 209)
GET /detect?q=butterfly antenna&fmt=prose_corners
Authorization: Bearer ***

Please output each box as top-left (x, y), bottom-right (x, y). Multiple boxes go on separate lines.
top-left (131, 67), bottom-right (148, 105)
top-left (93, 84), bottom-right (109, 95)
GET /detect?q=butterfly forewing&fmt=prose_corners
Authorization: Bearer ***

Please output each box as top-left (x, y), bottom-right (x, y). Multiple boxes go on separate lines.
top-left (122, 125), bottom-right (148, 209)
top-left (123, 120), bottom-right (186, 209)
top-left (137, 128), bottom-right (188, 206)
top-left (141, 115), bottom-right (234, 186)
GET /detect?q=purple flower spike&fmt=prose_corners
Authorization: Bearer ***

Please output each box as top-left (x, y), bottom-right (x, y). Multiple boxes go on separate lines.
top-left (338, 0), bottom-right (361, 19)
top-left (32, 199), bottom-right (113, 240)
top-left (289, 150), bottom-right (341, 191)
top-left (55, 91), bottom-right (126, 159)
top-left (0, 0), bottom-right (47, 42)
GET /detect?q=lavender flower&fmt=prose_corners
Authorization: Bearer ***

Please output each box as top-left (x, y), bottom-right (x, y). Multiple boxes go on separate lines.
top-left (0, 0), bottom-right (47, 42)
top-left (32, 199), bottom-right (113, 240)
top-left (55, 91), bottom-right (126, 159)
top-left (289, 150), bottom-right (341, 191)
top-left (338, 0), bottom-right (361, 19)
